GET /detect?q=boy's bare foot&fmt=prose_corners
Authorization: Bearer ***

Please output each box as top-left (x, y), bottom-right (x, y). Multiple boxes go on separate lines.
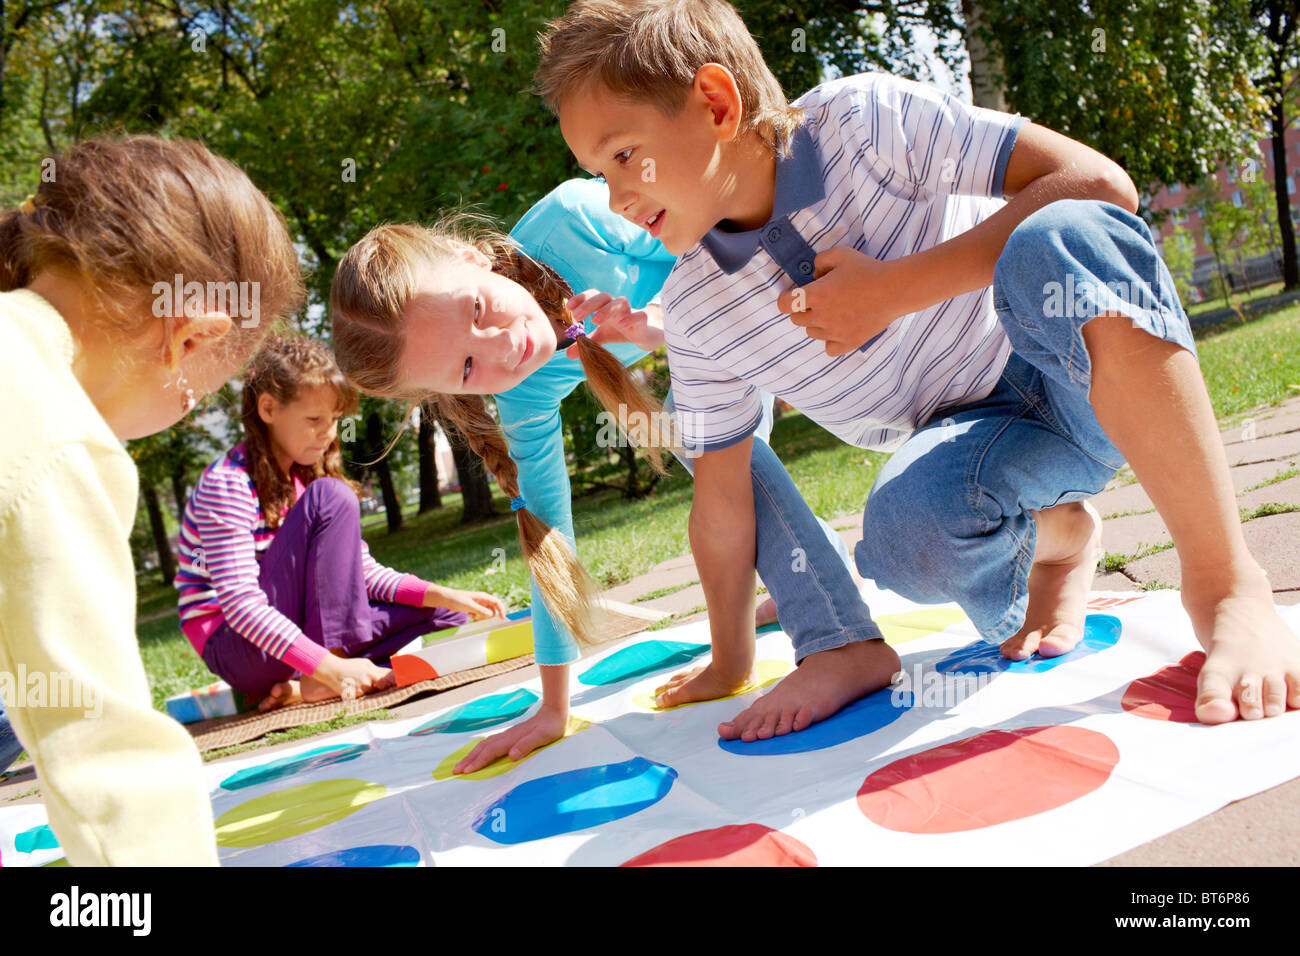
top-left (257, 680), bottom-right (302, 712)
top-left (718, 639), bottom-right (900, 742)
top-left (1001, 500), bottom-right (1102, 661)
top-left (755, 596), bottom-right (779, 628)
top-left (1181, 571), bottom-right (1300, 723)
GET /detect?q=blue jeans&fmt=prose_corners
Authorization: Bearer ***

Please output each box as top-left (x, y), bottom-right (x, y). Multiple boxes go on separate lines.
top-left (855, 200), bottom-right (1196, 642)
top-left (0, 693), bottom-right (25, 774)
top-left (667, 389), bottom-right (884, 661)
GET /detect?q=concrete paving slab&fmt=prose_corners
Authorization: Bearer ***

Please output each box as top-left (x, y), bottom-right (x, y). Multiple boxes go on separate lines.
top-left (1092, 571), bottom-right (1143, 591)
top-left (1099, 777), bottom-right (1300, 866)
top-left (640, 582), bottom-right (709, 617)
top-left (1241, 512), bottom-right (1300, 592)
top-left (1091, 482), bottom-right (1155, 517)
top-left (1102, 511), bottom-right (1172, 557)
top-left (600, 562), bottom-right (699, 604)
top-left (1221, 409), bottom-right (1300, 444)
top-left (1236, 476), bottom-right (1300, 512)
top-left (1229, 459), bottom-right (1298, 493)
top-left (1223, 431), bottom-right (1300, 465)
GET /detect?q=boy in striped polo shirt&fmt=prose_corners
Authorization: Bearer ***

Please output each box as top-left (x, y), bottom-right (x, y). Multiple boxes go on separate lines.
top-left (536, 0), bottom-right (1300, 738)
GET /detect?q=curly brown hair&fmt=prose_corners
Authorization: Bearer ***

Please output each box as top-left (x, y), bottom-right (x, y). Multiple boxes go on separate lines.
top-left (241, 333), bottom-right (361, 529)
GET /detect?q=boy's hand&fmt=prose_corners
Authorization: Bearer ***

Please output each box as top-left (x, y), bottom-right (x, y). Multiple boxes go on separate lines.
top-left (565, 290), bottom-right (664, 355)
top-left (777, 247), bottom-right (913, 357)
top-left (453, 707), bottom-right (569, 774)
top-left (426, 584), bottom-right (509, 621)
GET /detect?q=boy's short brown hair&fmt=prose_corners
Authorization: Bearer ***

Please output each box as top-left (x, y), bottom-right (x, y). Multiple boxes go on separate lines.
top-left (534, 0), bottom-right (804, 157)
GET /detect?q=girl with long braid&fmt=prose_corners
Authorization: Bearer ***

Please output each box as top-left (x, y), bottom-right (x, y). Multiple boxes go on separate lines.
top-left (331, 179), bottom-right (881, 772)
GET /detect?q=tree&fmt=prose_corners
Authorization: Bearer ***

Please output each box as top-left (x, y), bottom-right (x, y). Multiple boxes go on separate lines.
top-left (1254, 0), bottom-right (1300, 288)
top-left (1161, 224), bottom-right (1198, 305)
top-left (416, 400), bottom-right (442, 513)
top-left (976, 0), bottom-right (1269, 196)
top-left (435, 400), bottom-right (497, 524)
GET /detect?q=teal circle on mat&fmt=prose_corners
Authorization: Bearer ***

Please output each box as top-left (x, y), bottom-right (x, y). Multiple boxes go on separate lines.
top-left (409, 688), bottom-right (540, 736)
top-left (473, 757), bottom-right (678, 845)
top-left (935, 614), bottom-right (1122, 676)
top-left (15, 823), bottom-right (58, 853)
top-left (578, 640), bottom-right (710, 686)
top-left (717, 684), bottom-right (910, 756)
top-left (219, 743), bottom-right (370, 791)
top-left (286, 844), bottom-right (420, 867)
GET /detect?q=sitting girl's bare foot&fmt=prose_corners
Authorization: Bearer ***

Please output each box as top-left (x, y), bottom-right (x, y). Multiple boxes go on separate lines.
top-left (299, 674), bottom-right (344, 703)
top-left (257, 680), bottom-right (302, 712)
top-left (1181, 571), bottom-right (1300, 723)
top-left (1001, 501), bottom-right (1102, 661)
top-left (719, 639), bottom-right (900, 742)
top-left (755, 596), bottom-right (779, 628)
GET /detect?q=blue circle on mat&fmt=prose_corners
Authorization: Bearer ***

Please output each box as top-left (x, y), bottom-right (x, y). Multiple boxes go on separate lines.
top-left (409, 689), bottom-right (540, 736)
top-left (219, 743), bottom-right (370, 791)
top-left (473, 757), bottom-right (677, 845)
top-left (286, 844), bottom-right (421, 867)
top-left (934, 614), bottom-right (1122, 676)
top-left (507, 608), bottom-right (532, 621)
top-left (15, 824), bottom-right (58, 853)
top-left (578, 640), bottom-right (710, 686)
top-left (717, 685), bottom-right (911, 756)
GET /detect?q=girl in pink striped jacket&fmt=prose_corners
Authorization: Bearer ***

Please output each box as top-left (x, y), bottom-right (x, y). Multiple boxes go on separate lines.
top-left (175, 334), bottom-right (507, 709)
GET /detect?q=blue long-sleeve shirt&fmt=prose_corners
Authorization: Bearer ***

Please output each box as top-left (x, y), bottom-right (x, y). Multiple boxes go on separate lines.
top-left (498, 178), bottom-right (677, 665)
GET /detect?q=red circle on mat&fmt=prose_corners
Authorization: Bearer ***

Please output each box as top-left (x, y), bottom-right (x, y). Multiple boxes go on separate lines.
top-left (858, 725), bottom-right (1119, 834)
top-left (1121, 652), bottom-right (1205, 722)
top-left (619, 824), bottom-right (817, 867)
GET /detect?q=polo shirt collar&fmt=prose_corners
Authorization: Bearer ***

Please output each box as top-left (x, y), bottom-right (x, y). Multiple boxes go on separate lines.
top-left (701, 124), bottom-right (826, 274)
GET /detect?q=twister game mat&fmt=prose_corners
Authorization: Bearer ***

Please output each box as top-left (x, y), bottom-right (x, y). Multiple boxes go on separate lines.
top-left (3, 586), bottom-right (1299, 867)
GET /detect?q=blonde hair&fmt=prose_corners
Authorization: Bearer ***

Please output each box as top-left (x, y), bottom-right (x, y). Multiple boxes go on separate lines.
top-left (330, 217), bottom-right (677, 647)
top-left (534, 0), bottom-right (804, 157)
top-left (0, 134), bottom-right (303, 360)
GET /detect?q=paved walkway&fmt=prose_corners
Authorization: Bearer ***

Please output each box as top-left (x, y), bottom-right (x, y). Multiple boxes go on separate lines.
top-left (607, 393), bottom-right (1300, 623)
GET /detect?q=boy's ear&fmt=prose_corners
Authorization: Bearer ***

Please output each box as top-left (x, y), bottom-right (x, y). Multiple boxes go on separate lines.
top-left (693, 63), bottom-right (744, 141)
top-left (447, 240), bottom-right (493, 269)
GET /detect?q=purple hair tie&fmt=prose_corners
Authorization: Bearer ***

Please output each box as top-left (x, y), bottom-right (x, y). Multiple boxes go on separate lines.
top-left (564, 324), bottom-right (586, 341)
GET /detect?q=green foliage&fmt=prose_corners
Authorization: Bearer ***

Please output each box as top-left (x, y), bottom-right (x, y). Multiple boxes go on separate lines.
top-left (978, 0), bottom-right (1270, 194)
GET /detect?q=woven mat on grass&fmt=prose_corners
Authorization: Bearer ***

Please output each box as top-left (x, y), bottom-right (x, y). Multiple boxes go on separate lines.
top-left (187, 655), bottom-right (536, 752)
top-left (185, 600), bottom-right (669, 752)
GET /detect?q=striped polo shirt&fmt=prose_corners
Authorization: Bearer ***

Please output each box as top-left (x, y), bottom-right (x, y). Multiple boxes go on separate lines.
top-left (174, 444), bottom-right (427, 674)
top-left (663, 72), bottom-right (1024, 453)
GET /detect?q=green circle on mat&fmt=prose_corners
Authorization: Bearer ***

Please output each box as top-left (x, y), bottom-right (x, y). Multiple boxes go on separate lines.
top-left (215, 778), bottom-right (387, 847)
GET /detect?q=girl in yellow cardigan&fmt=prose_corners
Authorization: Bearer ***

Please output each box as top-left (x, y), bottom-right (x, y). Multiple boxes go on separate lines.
top-left (0, 135), bottom-right (304, 865)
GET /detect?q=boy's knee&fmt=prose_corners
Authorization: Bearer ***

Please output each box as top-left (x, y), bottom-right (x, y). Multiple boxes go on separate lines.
top-left (997, 200), bottom-right (1150, 282)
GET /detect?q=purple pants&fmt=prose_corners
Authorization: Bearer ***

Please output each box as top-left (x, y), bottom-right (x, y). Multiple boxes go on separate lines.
top-left (201, 477), bottom-right (467, 697)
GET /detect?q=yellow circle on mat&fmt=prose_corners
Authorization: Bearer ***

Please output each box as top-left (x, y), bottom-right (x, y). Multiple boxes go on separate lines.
top-left (875, 608), bottom-right (968, 645)
top-left (215, 778), bottom-right (387, 847)
top-left (433, 716), bottom-right (591, 781)
top-left (632, 658), bottom-right (791, 711)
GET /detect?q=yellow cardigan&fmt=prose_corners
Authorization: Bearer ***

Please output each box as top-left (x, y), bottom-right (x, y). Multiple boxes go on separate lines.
top-left (0, 289), bottom-right (217, 866)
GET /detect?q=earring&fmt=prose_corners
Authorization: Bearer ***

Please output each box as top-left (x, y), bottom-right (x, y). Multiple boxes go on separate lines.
top-left (177, 372), bottom-right (196, 414)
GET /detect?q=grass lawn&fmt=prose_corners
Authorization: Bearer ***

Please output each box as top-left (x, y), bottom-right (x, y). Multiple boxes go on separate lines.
top-left (134, 300), bottom-right (1300, 724)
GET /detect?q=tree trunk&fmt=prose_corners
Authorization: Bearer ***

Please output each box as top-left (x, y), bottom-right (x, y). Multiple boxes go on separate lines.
top-left (620, 441), bottom-right (640, 499)
top-left (417, 400), bottom-right (442, 513)
top-left (1269, 48), bottom-right (1300, 289)
top-left (435, 406), bottom-right (497, 523)
top-left (170, 467), bottom-right (188, 518)
top-left (365, 413), bottom-right (404, 533)
top-left (961, 0), bottom-right (1007, 111)
top-left (143, 484), bottom-right (177, 586)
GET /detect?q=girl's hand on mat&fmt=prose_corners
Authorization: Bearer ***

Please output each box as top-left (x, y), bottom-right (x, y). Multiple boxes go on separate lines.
top-left (453, 708), bottom-right (568, 774)
top-left (777, 246), bottom-right (912, 357)
top-left (425, 585), bottom-right (509, 621)
top-left (312, 655), bottom-right (394, 700)
top-left (564, 290), bottom-right (664, 356)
